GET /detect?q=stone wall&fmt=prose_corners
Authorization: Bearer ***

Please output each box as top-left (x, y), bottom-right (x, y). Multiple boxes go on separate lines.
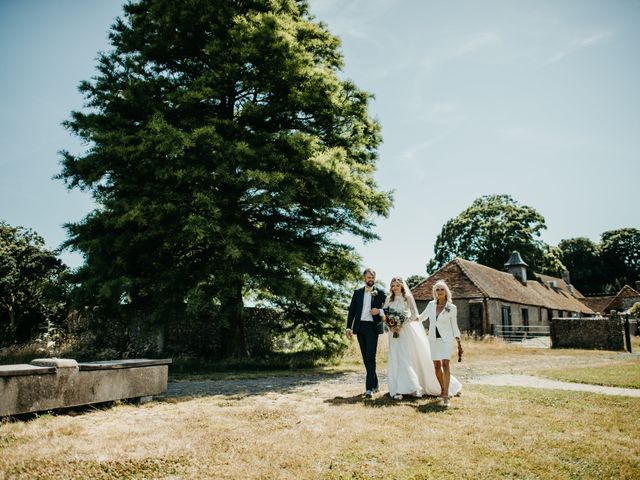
top-left (550, 317), bottom-right (625, 351)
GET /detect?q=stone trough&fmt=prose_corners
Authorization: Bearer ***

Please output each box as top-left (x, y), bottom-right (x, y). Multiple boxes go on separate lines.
top-left (0, 357), bottom-right (171, 417)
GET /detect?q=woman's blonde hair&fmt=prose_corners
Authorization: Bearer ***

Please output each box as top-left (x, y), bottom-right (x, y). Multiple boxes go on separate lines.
top-left (432, 280), bottom-right (452, 305)
top-left (389, 277), bottom-right (407, 302)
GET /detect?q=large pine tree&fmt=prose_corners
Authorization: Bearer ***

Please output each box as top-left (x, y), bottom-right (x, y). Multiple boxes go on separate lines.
top-left (58, 0), bottom-right (391, 357)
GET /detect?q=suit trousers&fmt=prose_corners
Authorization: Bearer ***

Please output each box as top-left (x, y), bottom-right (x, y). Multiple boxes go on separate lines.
top-left (356, 321), bottom-right (379, 391)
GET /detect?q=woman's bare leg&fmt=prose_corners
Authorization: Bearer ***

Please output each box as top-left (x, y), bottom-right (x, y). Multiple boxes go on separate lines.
top-left (442, 359), bottom-right (451, 397)
top-left (433, 360), bottom-right (445, 397)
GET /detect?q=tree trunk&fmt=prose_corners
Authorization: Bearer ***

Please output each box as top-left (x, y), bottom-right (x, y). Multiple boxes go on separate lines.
top-left (220, 281), bottom-right (249, 359)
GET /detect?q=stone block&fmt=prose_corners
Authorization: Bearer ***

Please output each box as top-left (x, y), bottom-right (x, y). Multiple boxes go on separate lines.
top-left (0, 358), bottom-right (171, 417)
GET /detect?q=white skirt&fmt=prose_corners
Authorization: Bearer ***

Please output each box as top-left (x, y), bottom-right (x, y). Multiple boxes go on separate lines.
top-left (429, 337), bottom-right (454, 360)
top-left (387, 322), bottom-right (462, 397)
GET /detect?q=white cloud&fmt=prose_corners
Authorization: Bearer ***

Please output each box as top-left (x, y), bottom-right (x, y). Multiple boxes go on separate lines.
top-left (453, 31), bottom-right (502, 57)
top-left (495, 126), bottom-right (582, 151)
top-left (420, 30), bottom-right (502, 70)
top-left (400, 127), bottom-right (458, 162)
top-left (310, 0), bottom-right (401, 43)
top-left (544, 30), bottom-right (612, 65)
top-left (424, 102), bottom-right (467, 128)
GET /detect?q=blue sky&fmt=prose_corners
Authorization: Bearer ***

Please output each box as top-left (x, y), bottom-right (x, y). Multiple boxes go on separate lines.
top-left (1, 0), bottom-right (639, 288)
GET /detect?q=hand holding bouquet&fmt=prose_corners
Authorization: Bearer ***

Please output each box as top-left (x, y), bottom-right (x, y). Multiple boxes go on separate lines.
top-left (384, 308), bottom-right (408, 338)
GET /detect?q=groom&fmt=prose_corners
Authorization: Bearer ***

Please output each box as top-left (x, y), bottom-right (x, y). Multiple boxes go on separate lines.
top-left (346, 267), bottom-right (387, 398)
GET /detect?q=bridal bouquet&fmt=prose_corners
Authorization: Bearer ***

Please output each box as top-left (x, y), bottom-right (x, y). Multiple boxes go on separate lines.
top-left (384, 308), bottom-right (408, 338)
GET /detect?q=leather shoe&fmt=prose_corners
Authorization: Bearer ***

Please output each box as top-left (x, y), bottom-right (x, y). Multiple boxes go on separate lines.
top-left (364, 390), bottom-right (373, 398)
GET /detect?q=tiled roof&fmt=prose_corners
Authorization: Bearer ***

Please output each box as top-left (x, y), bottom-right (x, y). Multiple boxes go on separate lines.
top-left (580, 285), bottom-right (640, 313)
top-left (580, 296), bottom-right (614, 314)
top-left (605, 285), bottom-right (640, 312)
top-left (613, 284), bottom-right (640, 299)
top-left (535, 273), bottom-right (586, 299)
top-left (412, 257), bottom-right (594, 314)
top-left (411, 259), bottom-right (485, 300)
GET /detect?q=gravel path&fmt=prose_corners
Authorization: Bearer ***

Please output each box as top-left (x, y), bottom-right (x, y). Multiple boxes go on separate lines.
top-left (166, 370), bottom-right (640, 399)
top-left (469, 374), bottom-right (640, 397)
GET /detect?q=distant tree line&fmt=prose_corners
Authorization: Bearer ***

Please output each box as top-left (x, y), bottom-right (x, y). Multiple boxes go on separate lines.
top-left (425, 194), bottom-right (639, 295)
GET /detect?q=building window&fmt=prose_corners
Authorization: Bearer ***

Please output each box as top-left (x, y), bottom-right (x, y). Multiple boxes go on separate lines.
top-left (522, 308), bottom-right (529, 328)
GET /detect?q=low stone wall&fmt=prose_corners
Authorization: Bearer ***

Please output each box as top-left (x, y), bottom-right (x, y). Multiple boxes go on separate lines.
top-left (550, 317), bottom-right (625, 351)
top-left (0, 358), bottom-right (171, 417)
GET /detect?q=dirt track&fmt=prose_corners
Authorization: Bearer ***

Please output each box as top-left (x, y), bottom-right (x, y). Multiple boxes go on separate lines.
top-left (166, 349), bottom-right (640, 399)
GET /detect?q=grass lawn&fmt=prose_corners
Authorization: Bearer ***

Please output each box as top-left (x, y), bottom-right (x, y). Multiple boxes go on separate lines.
top-left (2, 338), bottom-right (639, 479)
top-left (539, 360), bottom-right (640, 388)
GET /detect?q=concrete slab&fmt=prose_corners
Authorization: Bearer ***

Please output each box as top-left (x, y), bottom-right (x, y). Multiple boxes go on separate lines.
top-left (0, 358), bottom-right (172, 417)
top-left (0, 364), bottom-right (56, 377)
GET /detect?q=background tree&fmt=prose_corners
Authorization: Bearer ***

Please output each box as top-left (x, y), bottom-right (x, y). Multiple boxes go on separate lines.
top-left (600, 228), bottom-right (640, 292)
top-left (0, 221), bottom-right (70, 346)
top-left (557, 237), bottom-right (605, 294)
top-left (427, 194), bottom-right (547, 274)
top-left (57, 0), bottom-right (391, 358)
top-left (537, 244), bottom-right (567, 277)
top-left (405, 275), bottom-right (426, 289)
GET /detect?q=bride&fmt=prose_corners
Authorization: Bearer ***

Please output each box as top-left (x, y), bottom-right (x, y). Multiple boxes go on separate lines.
top-left (382, 276), bottom-right (462, 403)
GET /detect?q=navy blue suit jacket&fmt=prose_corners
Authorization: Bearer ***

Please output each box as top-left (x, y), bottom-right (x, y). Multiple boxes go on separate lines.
top-left (346, 286), bottom-right (387, 334)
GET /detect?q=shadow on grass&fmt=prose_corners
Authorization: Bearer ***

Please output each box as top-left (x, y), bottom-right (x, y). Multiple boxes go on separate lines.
top-left (164, 371), bottom-right (358, 399)
top-left (168, 350), bottom-right (346, 381)
top-left (0, 400), bottom-right (133, 423)
top-left (325, 393), bottom-right (448, 413)
top-left (414, 400), bottom-right (450, 414)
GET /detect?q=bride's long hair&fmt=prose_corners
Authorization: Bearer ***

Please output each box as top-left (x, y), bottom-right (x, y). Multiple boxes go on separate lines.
top-left (389, 277), bottom-right (407, 302)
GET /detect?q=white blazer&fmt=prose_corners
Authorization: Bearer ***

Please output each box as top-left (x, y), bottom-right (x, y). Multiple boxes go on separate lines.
top-left (418, 300), bottom-right (461, 342)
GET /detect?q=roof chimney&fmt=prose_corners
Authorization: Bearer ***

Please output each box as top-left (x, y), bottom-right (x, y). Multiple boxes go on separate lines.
top-left (504, 251), bottom-right (528, 285)
top-left (562, 270), bottom-right (574, 295)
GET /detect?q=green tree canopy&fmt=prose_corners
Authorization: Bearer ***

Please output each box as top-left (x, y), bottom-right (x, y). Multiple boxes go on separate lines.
top-left (427, 194), bottom-right (547, 274)
top-left (557, 237), bottom-right (605, 294)
top-left (0, 221), bottom-right (69, 345)
top-left (57, 0), bottom-right (391, 357)
top-left (538, 244), bottom-right (567, 277)
top-left (405, 275), bottom-right (426, 289)
top-left (557, 230), bottom-right (640, 294)
top-left (600, 228), bottom-right (640, 292)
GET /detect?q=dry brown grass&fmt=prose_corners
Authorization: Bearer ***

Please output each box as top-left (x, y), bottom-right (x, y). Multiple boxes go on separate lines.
top-left (1, 337), bottom-right (639, 479)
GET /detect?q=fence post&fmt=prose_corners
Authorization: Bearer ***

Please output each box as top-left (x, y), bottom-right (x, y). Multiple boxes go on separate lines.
top-left (624, 314), bottom-right (632, 353)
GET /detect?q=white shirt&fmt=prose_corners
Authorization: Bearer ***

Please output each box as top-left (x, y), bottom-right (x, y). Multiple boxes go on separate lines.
top-left (360, 290), bottom-right (374, 322)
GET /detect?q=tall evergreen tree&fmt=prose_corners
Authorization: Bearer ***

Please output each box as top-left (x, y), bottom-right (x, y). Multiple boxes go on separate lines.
top-left (58, 0), bottom-right (391, 357)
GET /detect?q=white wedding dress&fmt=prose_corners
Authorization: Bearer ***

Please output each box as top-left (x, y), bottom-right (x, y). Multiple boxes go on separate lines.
top-left (385, 295), bottom-right (462, 397)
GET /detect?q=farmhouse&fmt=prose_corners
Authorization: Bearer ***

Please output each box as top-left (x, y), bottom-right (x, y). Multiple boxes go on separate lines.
top-left (411, 252), bottom-right (594, 335)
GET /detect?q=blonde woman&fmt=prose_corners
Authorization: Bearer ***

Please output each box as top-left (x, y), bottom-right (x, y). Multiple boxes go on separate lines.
top-left (382, 277), bottom-right (461, 401)
top-left (417, 280), bottom-right (463, 407)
